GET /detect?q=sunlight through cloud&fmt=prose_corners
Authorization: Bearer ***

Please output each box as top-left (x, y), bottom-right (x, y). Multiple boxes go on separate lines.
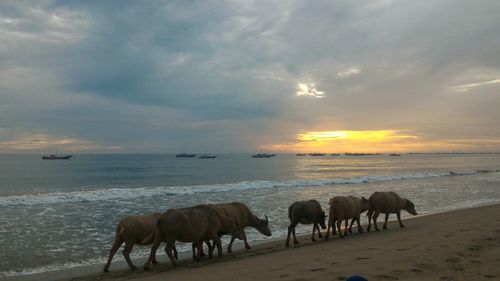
top-left (296, 83), bottom-right (325, 98)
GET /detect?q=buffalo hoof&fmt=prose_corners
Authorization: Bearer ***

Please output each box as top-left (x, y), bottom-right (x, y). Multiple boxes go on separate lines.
top-left (383, 225), bottom-right (387, 230)
top-left (285, 242), bottom-right (290, 247)
top-left (245, 245), bottom-right (252, 250)
top-left (103, 267), bottom-right (109, 273)
top-left (129, 266), bottom-right (138, 271)
top-left (152, 260), bottom-right (158, 264)
top-left (312, 238), bottom-right (317, 242)
top-left (375, 228), bottom-right (380, 232)
top-left (400, 224), bottom-right (405, 228)
top-left (294, 241), bottom-right (299, 245)
top-left (143, 265), bottom-right (150, 271)
top-left (227, 248), bottom-right (233, 253)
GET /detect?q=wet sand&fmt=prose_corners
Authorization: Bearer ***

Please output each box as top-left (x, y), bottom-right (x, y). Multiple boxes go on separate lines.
top-left (9, 203), bottom-right (500, 281)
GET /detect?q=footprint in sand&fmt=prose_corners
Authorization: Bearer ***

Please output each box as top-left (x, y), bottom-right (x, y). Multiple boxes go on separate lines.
top-left (396, 248), bottom-right (409, 251)
top-left (469, 260), bottom-right (481, 264)
top-left (468, 245), bottom-right (482, 251)
top-left (279, 274), bottom-right (290, 278)
top-left (439, 277), bottom-right (455, 280)
top-left (411, 268), bottom-right (423, 273)
top-left (445, 257), bottom-right (460, 263)
top-left (309, 267), bottom-right (325, 272)
top-left (484, 274), bottom-right (496, 279)
top-left (356, 257), bottom-right (370, 260)
top-left (416, 263), bottom-right (437, 270)
top-left (375, 274), bottom-right (399, 280)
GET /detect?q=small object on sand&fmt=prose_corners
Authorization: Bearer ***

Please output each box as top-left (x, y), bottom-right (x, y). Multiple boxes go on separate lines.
top-left (346, 276), bottom-right (368, 281)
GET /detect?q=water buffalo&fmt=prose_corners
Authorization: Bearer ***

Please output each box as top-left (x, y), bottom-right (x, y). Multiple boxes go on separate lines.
top-left (208, 202), bottom-right (271, 253)
top-left (142, 204), bottom-right (238, 270)
top-left (285, 200), bottom-right (327, 247)
top-left (103, 213), bottom-right (177, 272)
top-left (367, 191), bottom-right (418, 231)
top-left (325, 196), bottom-right (370, 238)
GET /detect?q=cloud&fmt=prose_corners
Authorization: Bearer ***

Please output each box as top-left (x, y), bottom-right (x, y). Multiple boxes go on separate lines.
top-left (0, 132), bottom-right (119, 152)
top-left (296, 83), bottom-right (325, 98)
top-left (336, 67), bottom-right (361, 79)
top-left (451, 77), bottom-right (500, 92)
top-left (1, 1), bottom-right (500, 152)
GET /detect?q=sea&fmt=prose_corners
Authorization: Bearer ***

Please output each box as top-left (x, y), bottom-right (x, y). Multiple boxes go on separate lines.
top-left (1, 153), bottom-right (500, 278)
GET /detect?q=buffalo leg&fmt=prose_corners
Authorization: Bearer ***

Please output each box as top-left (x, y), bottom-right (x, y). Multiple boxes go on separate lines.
top-left (122, 241), bottom-right (136, 270)
top-left (337, 220), bottom-right (343, 238)
top-left (344, 219), bottom-right (349, 236)
top-left (397, 210), bottom-right (404, 227)
top-left (228, 236), bottom-right (236, 253)
top-left (373, 210), bottom-right (381, 231)
top-left (165, 241), bottom-right (177, 266)
top-left (367, 210), bottom-right (373, 232)
top-left (144, 237), bottom-right (162, 270)
top-left (286, 221), bottom-right (299, 246)
top-left (383, 213), bottom-right (390, 229)
top-left (213, 236), bottom-right (223, 258)
top-left (204, 240), bottom-right (213, 258)
top-left (316, 224), bottom-right (323, 238)
top-left (325, 215), bottom-right (337, 239)
top-left (311, 223), bottom-right (317, 242)
top-left (103, 236), bottom-right (123, 272)
top-left (192, 243), bottom-right (200, 261)
top-left (242, 231), bottom-right (252, 249)
top-left (349, 217), bottom-right (356, 233)
top-left (357, 216), bottom-right (364, 233)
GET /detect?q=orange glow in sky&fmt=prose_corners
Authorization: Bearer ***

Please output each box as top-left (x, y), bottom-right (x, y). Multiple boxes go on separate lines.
top-left (262, 129), bottom-right (500, 153)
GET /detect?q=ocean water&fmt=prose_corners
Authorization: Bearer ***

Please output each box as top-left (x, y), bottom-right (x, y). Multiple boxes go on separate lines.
top-left (1, 153), bottom-right (500, 277)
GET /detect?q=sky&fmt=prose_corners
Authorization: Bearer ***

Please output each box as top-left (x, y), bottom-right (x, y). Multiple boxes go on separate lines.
top-left (1, 0), bottom-right (500, 153)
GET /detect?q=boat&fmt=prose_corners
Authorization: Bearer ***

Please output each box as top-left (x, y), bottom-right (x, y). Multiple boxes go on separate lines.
top-left (252, 153), bottom-right (273, 158)
top-left (309, 153), bottom-right (326, 156)
top-left (175, 153), bottom-right (197, 158)
top-left (42, 154), bottom-right (72, 160)
top-left (199, 154), bottom-right (217, 159)
top-left (389, 153), bottom-right (402, 156)
top-left (296, 153), bottom-right (306, 156)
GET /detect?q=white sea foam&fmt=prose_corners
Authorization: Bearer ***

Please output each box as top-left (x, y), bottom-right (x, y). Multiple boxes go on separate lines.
top-left (0, 170), bottom-right (496, 207)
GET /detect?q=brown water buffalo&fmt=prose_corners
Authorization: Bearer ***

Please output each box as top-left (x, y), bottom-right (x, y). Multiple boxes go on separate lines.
top-left (367, 191), bottom-right (418, 232)
top-left (325, 196), bottom-right (370, 238)
top-left (285, 200), bottom-right (327, 247)
top-left (142, 204), bottom-right (238, 270)
top-left (209, 202), bottom-right (271, 253)
top-left (103, 213), bottom-right (177, 272)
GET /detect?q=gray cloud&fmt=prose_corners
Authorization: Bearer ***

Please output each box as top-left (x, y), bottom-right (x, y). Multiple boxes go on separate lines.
top-left (1, 0), bottom-right (500, 152)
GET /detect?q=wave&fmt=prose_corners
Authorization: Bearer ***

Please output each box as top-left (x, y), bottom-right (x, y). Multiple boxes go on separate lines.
top-left (1, 169), bottom-right (498, 207)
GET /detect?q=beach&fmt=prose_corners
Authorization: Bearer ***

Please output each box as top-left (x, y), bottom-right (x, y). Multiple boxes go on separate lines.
top-left (10, 203), bottom-right (499, 281)
top-left (2, 155), bottom-right (500, 280)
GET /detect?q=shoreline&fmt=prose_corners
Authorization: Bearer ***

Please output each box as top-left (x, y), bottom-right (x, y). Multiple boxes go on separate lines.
top-left (4, 201), bottom-right (500, 281)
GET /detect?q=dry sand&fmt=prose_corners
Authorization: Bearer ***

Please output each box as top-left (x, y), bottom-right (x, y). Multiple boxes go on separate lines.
top-left (14, 204), bottom-right (500, 281)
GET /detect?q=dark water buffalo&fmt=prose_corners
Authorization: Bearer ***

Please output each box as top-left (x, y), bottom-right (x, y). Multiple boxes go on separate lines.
top-left (367, 191), bottom-right (418, 231)
top-left (142, 204), bottom-right (238, 270)
top-left (209, 202), bottom-right (271, 253)
top-left (286, 200), bottom-right (327, 247)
